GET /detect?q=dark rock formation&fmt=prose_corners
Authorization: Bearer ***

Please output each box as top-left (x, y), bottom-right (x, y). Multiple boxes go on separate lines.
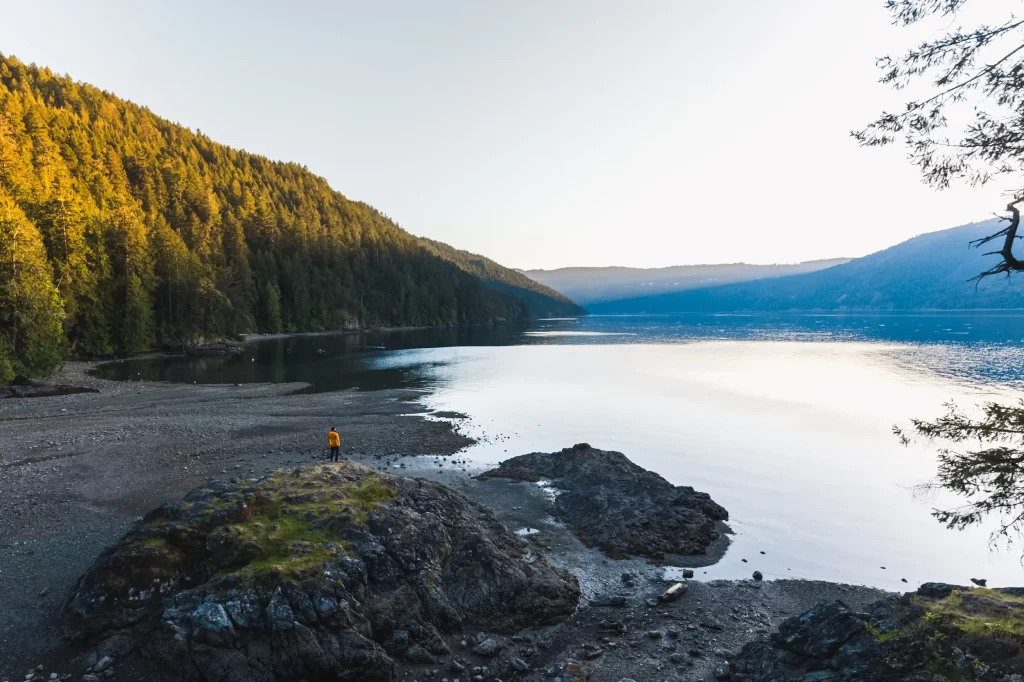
top-left (477, 443), bottom-right (728, 560)
top-left (178, 341), bottom-right (244, 357)
top-left (917, 582), bottom-right (963, 599)
top-left (732, 585), bottom-right (1024, 681)
top-left (1, 377), bottom-right (99, 398)
top-left (63, 463), bottom-right (580, 682)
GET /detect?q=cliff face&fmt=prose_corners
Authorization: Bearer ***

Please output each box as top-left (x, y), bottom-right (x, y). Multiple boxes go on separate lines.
top-left (63, 463), bottom-right (580, 681)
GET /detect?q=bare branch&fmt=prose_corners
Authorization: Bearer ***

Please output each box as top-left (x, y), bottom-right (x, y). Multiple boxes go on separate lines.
top-left (969, 195), bottom-right (1024, 280)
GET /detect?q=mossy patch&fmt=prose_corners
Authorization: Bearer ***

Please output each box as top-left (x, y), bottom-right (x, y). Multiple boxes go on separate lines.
top-left (864, 622), bottom-right (904, 643)
top-left (121, 465), bottom-right (398, 588)
top-left (913, 589), bottom-right (1024, 642)
top-left (200, 465), bottom-right (396, 584)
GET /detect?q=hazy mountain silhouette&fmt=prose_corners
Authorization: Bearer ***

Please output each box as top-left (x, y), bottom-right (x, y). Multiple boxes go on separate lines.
top-left (524, 259), bottom-right (848, 306)
top-left (586, 221), bottom-right (1024, 313)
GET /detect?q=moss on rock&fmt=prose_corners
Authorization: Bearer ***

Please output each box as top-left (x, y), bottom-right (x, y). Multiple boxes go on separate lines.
top-left (914, 587), bottom-right (1024, 642)
top-left (734, 585), bottom-right (1024, 680)
top-left (112, 466), bottom-right (402, 587)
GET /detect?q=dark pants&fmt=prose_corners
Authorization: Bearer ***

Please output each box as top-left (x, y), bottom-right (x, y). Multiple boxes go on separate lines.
top-left (330, 446), bottom-right (340, 462)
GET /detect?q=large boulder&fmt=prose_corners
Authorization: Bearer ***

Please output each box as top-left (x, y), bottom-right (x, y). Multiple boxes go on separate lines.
top-left (477, 443), bottom-right (729, 559)
top-left (63, 463), bottom-right (580, 681)
top-left (770, 600), bottom-right (869, 659)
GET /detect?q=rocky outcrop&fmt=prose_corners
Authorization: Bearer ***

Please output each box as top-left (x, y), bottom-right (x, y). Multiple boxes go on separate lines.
top-left (62, 463), bottom-right (580, 682)
top-left (732, 585), bottom-right (1024, 681)
top-left (177, 341), bottom-right (244, 357)
top-left (477, 443), bottom-right (729, 560)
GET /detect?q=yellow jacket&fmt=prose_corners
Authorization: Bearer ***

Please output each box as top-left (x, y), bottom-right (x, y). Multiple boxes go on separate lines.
top-left (328, 430), bottom-right (340, 447)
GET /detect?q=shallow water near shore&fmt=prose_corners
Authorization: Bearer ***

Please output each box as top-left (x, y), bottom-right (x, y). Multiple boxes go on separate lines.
top-left (96, 312), bottom-right (1024, 590)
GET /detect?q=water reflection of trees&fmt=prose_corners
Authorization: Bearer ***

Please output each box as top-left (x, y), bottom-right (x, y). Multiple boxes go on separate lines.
top-left (898, 401), bottom-right (1024, 547)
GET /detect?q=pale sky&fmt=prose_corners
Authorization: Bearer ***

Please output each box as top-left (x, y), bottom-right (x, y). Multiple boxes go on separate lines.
top-left (0, 1), bottom-right (1009, 269)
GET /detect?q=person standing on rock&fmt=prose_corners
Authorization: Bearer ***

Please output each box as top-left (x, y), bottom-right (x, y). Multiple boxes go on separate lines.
top-left (328, 427), bottom-right (341, 462)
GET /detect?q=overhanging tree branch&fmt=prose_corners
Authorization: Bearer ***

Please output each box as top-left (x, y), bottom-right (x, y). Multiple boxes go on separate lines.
top-left (969, 195), bottom-right (1024, 280)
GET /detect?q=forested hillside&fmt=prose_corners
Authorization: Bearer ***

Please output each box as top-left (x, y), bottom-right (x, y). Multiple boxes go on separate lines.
top-left (589, 221), bottom-right (1024, 314)
top-left (419, 238), bottom-right (586, 317)
top-left (0, 53), bottom-right (531, 382)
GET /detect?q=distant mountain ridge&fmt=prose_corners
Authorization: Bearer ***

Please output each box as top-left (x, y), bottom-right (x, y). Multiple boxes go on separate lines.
top-left (418, 239), bottom-right (586, 317)
top-left (587, 221), bottom-right (1024, 314)
top-left (524, 259), bottom-right (850, 305)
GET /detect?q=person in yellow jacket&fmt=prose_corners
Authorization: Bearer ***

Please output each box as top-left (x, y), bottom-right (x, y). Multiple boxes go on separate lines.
top-left (328, 427), bottom-right (341, 462)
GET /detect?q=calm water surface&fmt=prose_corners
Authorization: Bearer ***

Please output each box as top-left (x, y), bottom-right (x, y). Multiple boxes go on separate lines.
top-left (96, 313), bottom-right (1024, 590)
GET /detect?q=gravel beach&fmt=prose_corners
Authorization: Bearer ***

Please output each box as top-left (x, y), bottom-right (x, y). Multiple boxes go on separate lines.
top-left (0, 361), bottom-right (470, 676)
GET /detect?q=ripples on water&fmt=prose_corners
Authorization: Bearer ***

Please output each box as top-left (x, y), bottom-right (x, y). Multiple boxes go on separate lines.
top-left (883, 344), bottom-right (1024, 391)
top-left (95, 312), bottom-right (1024, 589)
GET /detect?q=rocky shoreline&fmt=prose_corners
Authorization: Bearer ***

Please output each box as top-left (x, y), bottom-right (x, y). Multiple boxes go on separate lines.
top-left (731, 582), bottom-right (1024, 680)
top-left (44, 453), bottom-right (892, 682)
top-left (1, 378), bottom-right (99, 399)
top-left (3, 362), bottom-right (1014, 681)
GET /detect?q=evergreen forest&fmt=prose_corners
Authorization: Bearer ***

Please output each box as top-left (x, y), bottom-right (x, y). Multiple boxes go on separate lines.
top-left (0, 53), bottom-right (575, 382)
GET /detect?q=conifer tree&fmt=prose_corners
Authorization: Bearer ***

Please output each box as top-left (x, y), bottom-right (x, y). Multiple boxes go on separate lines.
top-left (0, 187), bottom-right (65, 381)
